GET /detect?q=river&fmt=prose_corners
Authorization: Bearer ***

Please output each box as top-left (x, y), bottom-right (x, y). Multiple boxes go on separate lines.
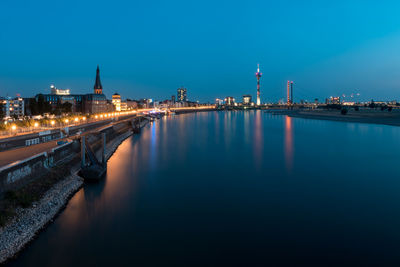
top-left (8, 111), bottom-right (400, 266)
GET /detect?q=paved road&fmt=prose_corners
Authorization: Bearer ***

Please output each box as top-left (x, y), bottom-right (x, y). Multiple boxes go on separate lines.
top-left (0, 140), bottom-right (67, 167)
top-left (0, 115), bottom-right (144, 167)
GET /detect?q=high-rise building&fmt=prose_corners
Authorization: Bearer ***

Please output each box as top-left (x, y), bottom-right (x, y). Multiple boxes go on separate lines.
top-left (177, 87), bottom-right (187, 102)
top-left (94, 65), bottom-right (103, 95)
top-left (291, 81), bottom-right (294, 104)
top-left (225, 96), bottom-right (235, 106)
top-left (287, 81), bottom-right (293, 105)
top-left (255, 64), bottom-right (262, 105)
top-left (171, 95), bottom-right (176, 103)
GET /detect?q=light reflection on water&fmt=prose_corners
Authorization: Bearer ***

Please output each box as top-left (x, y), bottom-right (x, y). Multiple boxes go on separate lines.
top-left (284, 116), bottom-right (294, 173)
top-left (8, 111), bottom-right (400, 267)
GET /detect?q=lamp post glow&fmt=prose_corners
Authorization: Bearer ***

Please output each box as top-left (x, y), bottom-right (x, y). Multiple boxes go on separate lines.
top-left (51, 120), bottom-right (55, 126)
top-left (34, 122), bottom-right (39, 128)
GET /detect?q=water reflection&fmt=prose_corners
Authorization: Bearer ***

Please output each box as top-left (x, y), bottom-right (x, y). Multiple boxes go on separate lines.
top-left (253, 110), bottom-right (263, 169)
top-left (243, 111), bottom-right (250, 145)
top-left (10, 111), bottom-right (400, 267)
top-left (284, 116), bottom-right (294, 172)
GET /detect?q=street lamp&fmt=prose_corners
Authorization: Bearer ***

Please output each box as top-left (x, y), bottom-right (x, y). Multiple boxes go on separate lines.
top-left (34, 122), bottom-right (39, 128)
top-left (51, 120), bottom-right (55, 126)
top-left (11, 125), bottom-right (17, 135)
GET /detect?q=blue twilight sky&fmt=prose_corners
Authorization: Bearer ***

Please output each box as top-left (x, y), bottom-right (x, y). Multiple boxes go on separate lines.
top-left (1, 0), bottom-right (400, 103)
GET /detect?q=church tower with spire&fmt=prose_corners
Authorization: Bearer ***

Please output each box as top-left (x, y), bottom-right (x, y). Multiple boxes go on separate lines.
top-left (94, 65), bottom-right (103, 94)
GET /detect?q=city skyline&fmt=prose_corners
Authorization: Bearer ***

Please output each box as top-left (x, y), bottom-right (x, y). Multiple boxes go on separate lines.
top-left (3, 2), bottom-right (400, 265)
top-left (1, 1), bottom-right (400, 102)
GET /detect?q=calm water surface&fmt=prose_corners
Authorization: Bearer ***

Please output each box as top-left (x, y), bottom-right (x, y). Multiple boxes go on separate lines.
top-left (8, 111), bottom-right (400, 266)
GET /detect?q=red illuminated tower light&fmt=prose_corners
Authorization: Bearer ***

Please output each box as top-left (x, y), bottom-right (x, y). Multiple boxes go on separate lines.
top-left (255, 64), bottom-right (262, 105)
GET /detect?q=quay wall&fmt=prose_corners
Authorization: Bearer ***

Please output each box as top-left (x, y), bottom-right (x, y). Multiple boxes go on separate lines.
top-left (0, 141), bottom-right (77, 195)
top-left (0, 117), bottom-right (143, 195)
top-left (0, 130), bottom-right (61, 152)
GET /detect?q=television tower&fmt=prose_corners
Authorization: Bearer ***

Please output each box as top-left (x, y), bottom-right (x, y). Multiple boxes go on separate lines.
top-left (255, 64), bottom-right (262, 105)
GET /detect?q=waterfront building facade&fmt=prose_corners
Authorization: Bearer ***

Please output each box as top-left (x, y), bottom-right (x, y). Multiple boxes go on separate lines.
top-left (243, 95), bottom-right (252, 105)
top-left (126, 100), bottom-right (138, 110)
top-left (112, 93), bottom-right (121, 111)
top-left (36, 85), bottom-right (84, 113)
top-left (83, 94), bottom-right (107, 114)
top-left (225, 96), bottom-right (235, 106)
top-left (120, 101), bottom-right (127, 111)
top-left (83, 65), bottom-right (107, 114)
top-left (177, 87), bottom-right (187, 102)
top-left (1, 97), bottom-right (25, 118)
top-left (326, 96), bottom-right (341, 104)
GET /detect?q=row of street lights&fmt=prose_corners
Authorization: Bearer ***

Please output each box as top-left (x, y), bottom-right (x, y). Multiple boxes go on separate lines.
top-left (4, 107), bottom-right (212, 136)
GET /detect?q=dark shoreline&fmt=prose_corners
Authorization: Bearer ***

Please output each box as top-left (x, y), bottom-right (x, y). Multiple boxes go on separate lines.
top-left (265, 109), bottom-right (400, 127)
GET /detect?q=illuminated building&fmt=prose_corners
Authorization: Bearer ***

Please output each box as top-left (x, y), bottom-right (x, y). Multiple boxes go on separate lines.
top-left (33, 66), bottom-right (107, 114)
top-left (126, 100), bottom-right (138, 110)
top-left (112, 93), bottom-right (121, 111)
top-left (94, 65), bottom-right (103, 95)
top-left (255, 64), bottom-right (262, 105)
top-left (177, 87), bottom-right (187, 102)
top-left (36, 85), bottom-right (83, 113)
top-left (50, 84), bottom-right (70, 95)
top-left (243, 95), bottom-right (252, 105)
top-left (287, 81), bottom-right (293, 105)
top-left (83, 65), bottom-right (107, 113)
top-left (215, 98), bottom-right (224, 105)
top-left (326, 96), bottom-right (341, 104)
top-left (1, 97), bottom-right (24, 118)
top-left (225, 96), bottom-right (235, 106)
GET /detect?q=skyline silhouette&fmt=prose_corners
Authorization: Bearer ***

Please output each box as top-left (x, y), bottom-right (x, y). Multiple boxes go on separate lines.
top-left (1, 0), bottom-right (400, 102)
